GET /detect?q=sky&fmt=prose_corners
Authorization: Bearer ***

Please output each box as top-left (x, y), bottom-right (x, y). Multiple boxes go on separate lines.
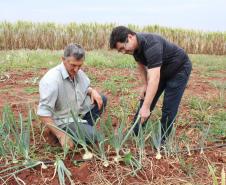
top-left (0, 0), bottom-right (226, 32)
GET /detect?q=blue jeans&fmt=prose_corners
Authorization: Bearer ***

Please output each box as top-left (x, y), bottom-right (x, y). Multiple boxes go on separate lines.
top-left (83, 94), bottom-right (107, 126)
top-left (133, 60), bottom-right (192, 142)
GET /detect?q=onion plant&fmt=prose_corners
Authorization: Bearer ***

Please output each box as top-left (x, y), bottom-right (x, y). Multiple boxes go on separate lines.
top-left (48, 109), bottom-right (94, 160)
top-left (162, 126), bottom-right (180, 157)
top-left (199, 123), bottom-right (211, 154)
top-left (0, 105), bottom-right (33, 164)
top-left (0, 160), bottom-right (48, 180)
top-left (150, 120), bottom-right (162, 159)
top-left (106, 115), bottom-right (141, 163)
top-left (54, 158), bottom-right (75, 185)
top-left (69, 110), bottom-right (94, 160)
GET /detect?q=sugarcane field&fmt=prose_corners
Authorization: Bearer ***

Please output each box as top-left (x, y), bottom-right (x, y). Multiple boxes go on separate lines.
top-left (0, 2), bottom-right (226, 185)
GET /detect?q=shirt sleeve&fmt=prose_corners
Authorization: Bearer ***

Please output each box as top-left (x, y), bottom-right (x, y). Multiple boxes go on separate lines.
top-left (145, 43), bottom-right (163, 69)
top-left (37, 80), bottom-right (58, 117)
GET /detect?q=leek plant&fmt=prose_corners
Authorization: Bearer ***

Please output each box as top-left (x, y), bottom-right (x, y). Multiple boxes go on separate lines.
top-left (123, 151), bottom-right (142, 176)
top-left (132, 119), bottom-right (152, 164)
top-left (54, 158), bottom-right (75, 185)
top-left (134, 125), bottom-right (145, 164)
top-left (71, 115), bottom-right (109, 167)
top-left (90, 117), bottom-right (110, 167)
top-left (122, 116), bottom-right (152, 175)
top-left (150, 116), bottom-right (176, 159)
top-left (47, 106), bottom-right (111, 165)
top-left (124, 123), bottom-right (151, 175)
top-left (48, 109), bottom-right (94, 160)
top-left (0, 160), bottom-right (47, 180)
top-left (162, 126), bottom-right (180, 157)
top-left (69, 110), bottom-right (94, 160)
top-left (0, 105), bottom-right (33, 164)
top-left (199, 123), bottom-right (211, 154)
top-left (107, 115), bottom-right (141, 163)
top-left (180, 134), bottom-right (192, 156)
top-left (150, 120), bottom-right (162, 159)
top-left (208, 164), bottom-right (225, 185)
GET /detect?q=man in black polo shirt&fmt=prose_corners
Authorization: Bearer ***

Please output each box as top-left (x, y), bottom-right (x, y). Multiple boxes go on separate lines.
top-left (109, 26), bottom-right (192, 143)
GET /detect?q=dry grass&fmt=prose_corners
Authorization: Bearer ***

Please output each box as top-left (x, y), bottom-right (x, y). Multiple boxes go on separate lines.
top-left (0, 21), bottom-right (225, 54)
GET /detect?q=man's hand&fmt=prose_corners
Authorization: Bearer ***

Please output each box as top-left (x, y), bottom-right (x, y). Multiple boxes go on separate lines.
top-left (57, 133), bottom-right (74, 149)
top-left (139, 105), bottom-right (150, 124)
top-left (90, 88), bottom-right (103, 110)
top-left (139, 85), bottom-right (147, 100)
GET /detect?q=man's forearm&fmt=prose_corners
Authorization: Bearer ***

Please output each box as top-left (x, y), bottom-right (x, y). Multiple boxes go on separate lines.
top-left (143, 77), bottom-right (159, 108)
top-left (142, 67), bottom-right (160, 108)
top-left (40, 116), bottom-right (64, 138)
top-left (87, 87), bottom-right (93, 96)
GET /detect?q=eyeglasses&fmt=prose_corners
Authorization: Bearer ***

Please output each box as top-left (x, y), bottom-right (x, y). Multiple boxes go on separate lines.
top-left (124, 38), bottom-right (128, 48)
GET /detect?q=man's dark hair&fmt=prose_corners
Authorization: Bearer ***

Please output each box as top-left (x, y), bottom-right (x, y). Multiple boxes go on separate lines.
top-left (109, 26), bottom-right (136, 49)
top-left (64, 43), bottom-right (85, 60)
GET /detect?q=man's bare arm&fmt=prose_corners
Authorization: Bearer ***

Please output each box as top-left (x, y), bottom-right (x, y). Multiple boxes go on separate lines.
top-left (143, 67), bottom-right (160, 108)
top-left (40, 116), bottom-right (74, 149)
top-left (139, 67), bottom-right (160, 123)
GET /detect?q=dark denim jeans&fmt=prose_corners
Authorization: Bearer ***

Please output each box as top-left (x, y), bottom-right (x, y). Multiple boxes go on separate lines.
top-left (83, 94), bottom-right (107, 126)
top-left (133, 60), bottom-right (192, 142)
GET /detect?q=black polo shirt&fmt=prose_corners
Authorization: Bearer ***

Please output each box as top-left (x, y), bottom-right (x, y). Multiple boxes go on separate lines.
top-left (133, 33), bottom-right (189, 80)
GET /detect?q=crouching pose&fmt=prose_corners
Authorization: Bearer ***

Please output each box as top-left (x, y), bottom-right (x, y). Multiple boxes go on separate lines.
top-left (37, 43), bottom-right (107, 148)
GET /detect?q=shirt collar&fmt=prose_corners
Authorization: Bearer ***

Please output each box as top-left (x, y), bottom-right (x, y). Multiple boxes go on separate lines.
top-left (59, 62), bottom-right (70, 80)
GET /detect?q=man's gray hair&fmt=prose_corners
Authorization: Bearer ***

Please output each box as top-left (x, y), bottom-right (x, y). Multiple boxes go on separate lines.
top-left (64, 43), bottom-right (85, 60)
